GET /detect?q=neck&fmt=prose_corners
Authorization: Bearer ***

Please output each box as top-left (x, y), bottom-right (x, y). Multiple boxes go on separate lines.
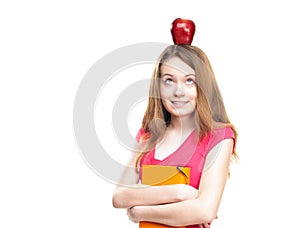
top-left (168, 113), bottom-right (195, 133)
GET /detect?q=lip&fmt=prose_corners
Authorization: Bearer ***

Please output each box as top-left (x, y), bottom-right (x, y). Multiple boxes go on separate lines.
top-left (170, 101), bottom-right (189, 107)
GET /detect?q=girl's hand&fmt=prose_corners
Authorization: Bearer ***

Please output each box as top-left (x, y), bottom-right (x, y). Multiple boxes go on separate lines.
top-left (198, 215), bottom-right (218, 228)
top-left (127, 206), bottom-right (140, 223)
top-left (176, 184), bottom-right (198, 200)
top-left (198, 223), bottom-right (210, 228)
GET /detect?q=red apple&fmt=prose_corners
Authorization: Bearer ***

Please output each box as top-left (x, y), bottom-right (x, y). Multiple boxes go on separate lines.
top-left (171, 18), bottom-right (196, 45)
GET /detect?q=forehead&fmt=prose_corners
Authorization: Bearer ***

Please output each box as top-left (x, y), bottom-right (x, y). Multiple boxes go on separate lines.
top-left (160, 57), bottom-right (195, 76)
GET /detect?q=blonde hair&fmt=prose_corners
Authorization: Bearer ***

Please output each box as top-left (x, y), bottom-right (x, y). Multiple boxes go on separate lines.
top-left (136, 45), bottom-right (238, 167)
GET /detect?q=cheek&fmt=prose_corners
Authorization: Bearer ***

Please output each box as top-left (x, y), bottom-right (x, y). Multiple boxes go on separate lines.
top-left (187, 88), bottom-right (197, 102)
top-left (160, 86), bottom-right (171, 99)
top-left (161, 99), bottom-right (168, 110)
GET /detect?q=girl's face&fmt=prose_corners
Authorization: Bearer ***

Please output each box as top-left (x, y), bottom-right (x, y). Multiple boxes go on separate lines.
top-left (160, 57), bottom-right (197, 118)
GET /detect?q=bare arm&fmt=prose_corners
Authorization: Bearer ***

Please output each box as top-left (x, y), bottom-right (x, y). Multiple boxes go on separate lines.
top-left (128, 139), bottom-right (233, 226)
top-left (112, 143), bottom-right (198, 209)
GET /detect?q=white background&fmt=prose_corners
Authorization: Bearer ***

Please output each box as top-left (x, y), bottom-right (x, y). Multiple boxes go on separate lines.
top-left (1, 0), bottom-right (300, 227)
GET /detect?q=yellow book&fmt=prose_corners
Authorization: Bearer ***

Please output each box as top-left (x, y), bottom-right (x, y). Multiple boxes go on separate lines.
top-left (139, 165), bottom-right (190, 228)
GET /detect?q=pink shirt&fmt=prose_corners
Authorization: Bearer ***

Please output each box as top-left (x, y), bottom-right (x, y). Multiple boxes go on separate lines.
top-left (136, 126), bottom-right (235, 228)
top-left (137, 126), bottom-right (235, 189)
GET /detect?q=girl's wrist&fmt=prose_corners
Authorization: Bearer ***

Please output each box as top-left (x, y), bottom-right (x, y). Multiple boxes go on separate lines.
top-left (134, 205), bottom-right (147, 222)
top-left (176, 184), bottom-right (198, 200)
top-left (128, 206), bottom-right (143, 223)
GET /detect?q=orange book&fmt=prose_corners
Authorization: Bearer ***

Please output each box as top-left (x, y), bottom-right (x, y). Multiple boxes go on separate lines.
top-left (139, 165), bottom-right (190, 228)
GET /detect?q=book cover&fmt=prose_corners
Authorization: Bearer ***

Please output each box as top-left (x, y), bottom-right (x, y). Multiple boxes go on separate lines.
top-left (139, 165), bottom-right (190, 228)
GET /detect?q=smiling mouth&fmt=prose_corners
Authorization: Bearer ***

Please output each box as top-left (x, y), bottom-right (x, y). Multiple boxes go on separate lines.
top-left (170, 101), bottom-right (189, 106)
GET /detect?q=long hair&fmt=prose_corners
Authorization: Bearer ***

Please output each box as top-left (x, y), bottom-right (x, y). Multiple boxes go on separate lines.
top-left (136, 45), bottom-right (238, 167)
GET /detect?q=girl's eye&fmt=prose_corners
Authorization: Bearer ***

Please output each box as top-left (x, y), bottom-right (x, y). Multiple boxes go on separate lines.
top-left (186, 78), bottom-right (194, 85)
top-left (165, 78), bottom-right (173, 85)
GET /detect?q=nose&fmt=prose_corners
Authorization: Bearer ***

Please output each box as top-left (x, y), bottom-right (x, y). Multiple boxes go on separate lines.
top-left (174, 84), bottom-right (185, 97)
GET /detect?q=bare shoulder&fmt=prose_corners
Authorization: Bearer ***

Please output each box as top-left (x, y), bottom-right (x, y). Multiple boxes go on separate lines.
top-left (203, 138), bottom-right (233, 172)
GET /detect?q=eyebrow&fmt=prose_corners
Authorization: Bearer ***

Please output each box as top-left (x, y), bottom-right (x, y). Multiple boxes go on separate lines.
top-left (161, 73), bottom-right (196, 77)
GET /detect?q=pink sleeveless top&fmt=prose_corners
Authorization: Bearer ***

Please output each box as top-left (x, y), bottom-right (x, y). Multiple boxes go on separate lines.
top-left (137, 126), bottom-right (235, 189)
top-left (136, 126), bottom-right (235, 227)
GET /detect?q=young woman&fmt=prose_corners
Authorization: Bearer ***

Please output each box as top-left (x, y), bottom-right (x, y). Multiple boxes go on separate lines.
top-left (112, 44), bottom-right (238, 228)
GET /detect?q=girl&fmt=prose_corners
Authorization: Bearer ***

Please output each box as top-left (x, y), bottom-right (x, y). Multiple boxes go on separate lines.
top-left (112, 44), bottom-right (238, 228)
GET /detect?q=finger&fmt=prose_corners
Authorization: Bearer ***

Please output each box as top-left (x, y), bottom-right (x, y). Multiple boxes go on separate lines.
top-left (127, 208), bottom-right (134, 221)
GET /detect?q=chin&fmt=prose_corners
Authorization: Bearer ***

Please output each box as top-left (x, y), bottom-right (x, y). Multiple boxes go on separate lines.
top-left (170, 110), bottom-right (195, 118)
